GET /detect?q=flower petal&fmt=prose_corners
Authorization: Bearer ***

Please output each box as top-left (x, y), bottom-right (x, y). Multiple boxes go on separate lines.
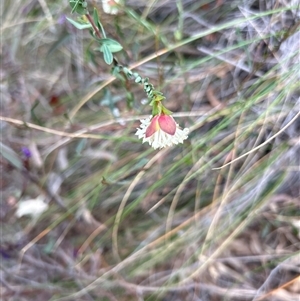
top-left (145, 115), bottom-right (160, 138)
top-left (158, 115), bottom-right (176, 135)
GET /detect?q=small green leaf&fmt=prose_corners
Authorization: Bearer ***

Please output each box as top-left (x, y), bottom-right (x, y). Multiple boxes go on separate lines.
top-left (70, 0), bottom-right (79, 13)
top-left (69, 0), bottom-right (87, 15)
top-left (102, 44), bottom-right (113, 65)
top-left (97, 20), bottom-right (107, 38)
top-left (99, 38), bottom-right (123, 53)
top-left (93, 8), bottom-right (99, 26)
top-left (66, 17), bottom-right (92, 30)
top-left (0, 142), bottom-right (23, 170)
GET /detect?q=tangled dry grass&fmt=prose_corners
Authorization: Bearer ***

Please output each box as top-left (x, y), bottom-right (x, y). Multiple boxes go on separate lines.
top-left (1, 0), bottom-right (300, 300)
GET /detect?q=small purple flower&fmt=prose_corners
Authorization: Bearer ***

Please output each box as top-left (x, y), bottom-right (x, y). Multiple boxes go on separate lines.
top-left (58, 14), bottom-right (66, 25)
top-left (0, 248), bottom-right (11, 259)
top-left (21, 147), bottom-right (31, 159)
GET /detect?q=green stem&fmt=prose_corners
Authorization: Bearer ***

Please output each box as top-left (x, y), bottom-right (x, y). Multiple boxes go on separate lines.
top-left (85, 6), bottom-right (166, 106)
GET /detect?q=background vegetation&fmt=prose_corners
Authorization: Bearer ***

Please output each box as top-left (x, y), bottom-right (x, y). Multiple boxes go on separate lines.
top-left (1, 0), bottom-right (299, 300)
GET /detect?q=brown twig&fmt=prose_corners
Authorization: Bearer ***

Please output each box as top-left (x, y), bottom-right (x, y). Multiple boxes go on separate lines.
top-left (85, 13), bottom-right (102, 39)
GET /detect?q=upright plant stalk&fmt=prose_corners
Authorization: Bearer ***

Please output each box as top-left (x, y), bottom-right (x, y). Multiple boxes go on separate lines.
top-left (67, 0), bottom-right (189, 149)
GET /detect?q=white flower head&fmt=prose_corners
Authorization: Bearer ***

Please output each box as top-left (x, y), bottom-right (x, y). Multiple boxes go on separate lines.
top-left (135, 114), bottom-right (189, 149)
top-left (102, 0), bottom-right (121, 15)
